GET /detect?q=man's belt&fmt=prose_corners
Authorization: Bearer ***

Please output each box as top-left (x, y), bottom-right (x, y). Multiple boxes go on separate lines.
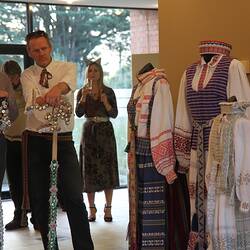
top-left (86, 116), bottom-right (109, 123)
top-left (25, 130), bottom-right (72, 141)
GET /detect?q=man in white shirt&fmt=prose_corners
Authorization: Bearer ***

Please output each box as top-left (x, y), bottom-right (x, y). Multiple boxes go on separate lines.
top-left (21, 30), bottom-right (94, 250)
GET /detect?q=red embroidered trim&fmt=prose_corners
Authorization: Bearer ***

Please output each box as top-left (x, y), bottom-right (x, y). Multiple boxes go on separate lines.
top-left (166, 170), bottom-right (177, 184)
top-left (198, 64), bottom-right (208, 90)
top-left (187, 231), bottom-right (198, 250)
top-left (174, 134), bottom-right (191, 155)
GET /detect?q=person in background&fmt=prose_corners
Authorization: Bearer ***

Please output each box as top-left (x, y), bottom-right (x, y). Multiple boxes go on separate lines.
top-left (0, 72), bottom-right (18, 190)
top-left (21, 30), bottom-right (93, 250)
top-left (2, 60), bottom-right (29, 230)
top-left (75, 59), bottom-right (119, 222)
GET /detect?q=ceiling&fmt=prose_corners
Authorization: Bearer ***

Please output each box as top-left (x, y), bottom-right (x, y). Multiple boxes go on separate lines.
top-left (7, 0), bottom-right (158, 9)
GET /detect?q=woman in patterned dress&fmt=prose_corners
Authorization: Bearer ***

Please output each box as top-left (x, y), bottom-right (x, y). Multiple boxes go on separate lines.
top-left (75, 59), bottom-right (119, 222)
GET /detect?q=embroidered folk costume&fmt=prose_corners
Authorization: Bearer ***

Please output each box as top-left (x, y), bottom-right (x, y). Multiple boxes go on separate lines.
top-left (127, 67), bottom-right (189, 250)
top-left (206, 102), bottom-right (250, 250)
top-left (174, 40), bottom-right (250, 249)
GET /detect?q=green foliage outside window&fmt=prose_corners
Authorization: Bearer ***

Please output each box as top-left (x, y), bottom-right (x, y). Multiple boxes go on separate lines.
top-left (32, 5), bottom-right (131, 89)
top-left (0, 3), bottom-right (27, 44)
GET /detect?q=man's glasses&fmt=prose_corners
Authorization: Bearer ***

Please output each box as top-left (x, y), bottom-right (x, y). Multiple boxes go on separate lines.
top-left (25, 30), bottom-right (49, 42)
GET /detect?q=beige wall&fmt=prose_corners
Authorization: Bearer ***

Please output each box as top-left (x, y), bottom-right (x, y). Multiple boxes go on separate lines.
top-left (158, 0), bottom-right (250, 109)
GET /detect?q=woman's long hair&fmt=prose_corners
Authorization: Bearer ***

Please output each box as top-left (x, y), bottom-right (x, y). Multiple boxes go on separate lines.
top-left (84, 62), bottom-right (104, 89)
top-left (84, 62), bottom-right (104, 99)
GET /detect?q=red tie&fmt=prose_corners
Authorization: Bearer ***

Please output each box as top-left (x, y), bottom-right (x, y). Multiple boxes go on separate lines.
top-left (39, 68), bottom-right (52, 88)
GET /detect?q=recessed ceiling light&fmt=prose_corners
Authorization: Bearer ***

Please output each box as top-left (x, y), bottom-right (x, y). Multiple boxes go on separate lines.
top-left (64, 0), bottom-right (77, 4)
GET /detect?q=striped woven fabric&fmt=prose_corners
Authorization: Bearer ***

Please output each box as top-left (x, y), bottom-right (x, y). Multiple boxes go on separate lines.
top-left (199, 40), bottom-right (232, 56)
top-left (186, 55), bottom-right (231, 151)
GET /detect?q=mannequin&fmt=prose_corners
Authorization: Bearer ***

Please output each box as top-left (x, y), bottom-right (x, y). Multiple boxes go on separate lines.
top-left (227, 95), bottom-right (237, 102)
top-left (174, 40), bottom-right (250, 250)
top-left (137, 62), bottom-right (154, 75)
top-left (206, 102), bottom-right (250, 249)
top-left (127, 65), bottom-right (189, 250)
top-left (202, 54), bottom-right (216, 63)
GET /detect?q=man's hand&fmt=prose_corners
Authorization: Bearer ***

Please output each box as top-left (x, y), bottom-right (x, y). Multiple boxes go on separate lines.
top-left (0, 90), bottom-right (8, 98)
top-left (44, 82), bottom-right (70, 106)
top-left (44, 85), bottom-right (61, 106)
top-left (35, 96), bottom-right (46, 105)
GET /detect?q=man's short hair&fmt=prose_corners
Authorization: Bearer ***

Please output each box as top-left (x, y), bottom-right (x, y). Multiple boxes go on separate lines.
top-left (25, 30), bottom-right (51, 47)
top-left (3, 60), bottom-right (21, 76)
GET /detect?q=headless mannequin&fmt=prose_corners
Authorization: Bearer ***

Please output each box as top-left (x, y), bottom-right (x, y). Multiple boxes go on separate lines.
top-left (202, 53), bottom-right (216, 63)
top-left (228, 96), bottom-right (237, 102)
top-left (138, 63), bottom-right (154, 75)
top-left (202, 54), bottom-right (237, 102)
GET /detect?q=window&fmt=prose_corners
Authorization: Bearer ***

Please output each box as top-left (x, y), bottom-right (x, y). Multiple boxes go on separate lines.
top-left (32, 4), bottom-right (132, 186)
top-left (0, 1), bottom-right (158, 188)
top-left (0, 3), bottom-right (27, 44)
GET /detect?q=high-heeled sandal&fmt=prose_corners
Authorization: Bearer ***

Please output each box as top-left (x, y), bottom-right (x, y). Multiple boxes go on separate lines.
top-left (88, 205), bottom-right (97, 222)
top-left (104, 204), bottom-right (112, 222)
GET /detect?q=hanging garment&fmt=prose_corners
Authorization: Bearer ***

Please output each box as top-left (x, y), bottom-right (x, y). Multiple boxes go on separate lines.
top-left (206, 102), bottom-right (250, 250)
top-left (127, 68), bottom-right (189, 250)
top-left (174, 53), bottom-right (250, 250)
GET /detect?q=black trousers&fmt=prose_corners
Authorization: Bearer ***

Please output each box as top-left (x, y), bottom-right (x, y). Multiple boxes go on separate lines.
top-left (0, 136), bottom-right (6, 190)
top-left (6, 140), bottom-right (23, 218)
top-left (27, 132), bottom-right (94, 250)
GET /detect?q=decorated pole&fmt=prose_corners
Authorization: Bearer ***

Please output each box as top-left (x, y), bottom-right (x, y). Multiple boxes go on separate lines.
top-left (48, 130), bottom-right (59, 249)
top-left (27, 97), bottom-right (72, 249)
